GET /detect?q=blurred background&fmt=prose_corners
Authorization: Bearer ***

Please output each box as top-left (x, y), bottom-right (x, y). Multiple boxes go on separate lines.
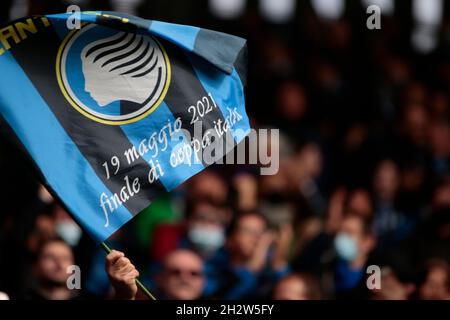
top-left (0, 0), bottom-right (450, 300)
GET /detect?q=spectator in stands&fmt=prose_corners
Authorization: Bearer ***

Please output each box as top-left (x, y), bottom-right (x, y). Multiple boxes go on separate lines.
top-left (106, 249), bottom-right (204, 300)
top-left (417, 258), bottom-right (450, 300)
top-left (204, 212), bottom-right (290, 299)
top-left (25, 238), bottom-right (78, 300)
top-left (273, 273), bottom-right (322, 300)
top-left (151, 200), bottom-right (231, 261)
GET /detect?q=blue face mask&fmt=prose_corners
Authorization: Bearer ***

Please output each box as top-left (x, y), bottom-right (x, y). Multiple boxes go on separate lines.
top-left (334, 233), bottom-right (359, 262)
top-left (188, 227), bottom-right (225, 253)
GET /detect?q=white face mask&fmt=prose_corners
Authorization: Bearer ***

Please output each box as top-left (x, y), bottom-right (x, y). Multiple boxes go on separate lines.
top-left (334, 233), bottom-right (359, 262)
top-left (56, 221), bottom-right (82, 247)
top-left (188, 227), bottom-right (225, 253)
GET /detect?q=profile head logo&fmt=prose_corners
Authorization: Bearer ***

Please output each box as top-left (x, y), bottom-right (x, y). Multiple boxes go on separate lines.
top-left (57, 23), bottom-right (171, 125)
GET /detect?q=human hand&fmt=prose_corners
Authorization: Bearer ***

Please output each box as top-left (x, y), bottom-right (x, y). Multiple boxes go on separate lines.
top-left (105, 250), bottom-right (139, 300)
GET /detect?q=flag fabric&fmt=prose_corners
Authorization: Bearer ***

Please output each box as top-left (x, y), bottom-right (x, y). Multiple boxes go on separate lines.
top-left (0, 12), bottom-right (250, 242)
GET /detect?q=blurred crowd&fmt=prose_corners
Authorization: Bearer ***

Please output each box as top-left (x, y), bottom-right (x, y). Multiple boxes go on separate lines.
top-left (0, 0), bottom-right (450, 300)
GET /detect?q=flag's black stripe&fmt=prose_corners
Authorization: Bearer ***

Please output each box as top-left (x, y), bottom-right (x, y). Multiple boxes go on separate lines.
top-left (161, 39), bottom-right (236, 166)
top-left (193, 29), bottom-right (246, 75)
top-left (233, 44), bottom-right (248, 88)
top-left (9, 25), bottom-right (165, 216)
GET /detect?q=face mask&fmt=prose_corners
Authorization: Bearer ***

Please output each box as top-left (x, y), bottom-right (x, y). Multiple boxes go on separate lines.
top-left (334, 233), bottom-right (358, 262)
top-left (56, 221), bottom-right (82, 246)
top-left (188, 227), bottom-right (225, 253)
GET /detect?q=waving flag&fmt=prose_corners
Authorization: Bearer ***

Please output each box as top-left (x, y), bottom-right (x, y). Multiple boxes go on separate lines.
top-left (0, 12), bottom-right (250, 242)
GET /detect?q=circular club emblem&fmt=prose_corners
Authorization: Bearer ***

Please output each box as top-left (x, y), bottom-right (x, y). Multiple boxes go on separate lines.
top-left (56, 23), bottom-right (171, 125)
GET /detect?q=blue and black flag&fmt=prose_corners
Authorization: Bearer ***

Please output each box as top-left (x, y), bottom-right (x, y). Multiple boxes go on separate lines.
top-left (0, 12), bottom-right (250, 242)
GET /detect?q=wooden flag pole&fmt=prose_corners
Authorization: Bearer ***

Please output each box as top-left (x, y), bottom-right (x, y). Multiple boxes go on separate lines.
top-left (100, 242), bottom-right (157, 300)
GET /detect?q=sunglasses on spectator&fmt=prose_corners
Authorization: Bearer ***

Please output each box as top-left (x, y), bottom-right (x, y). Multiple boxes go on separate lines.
top-left (165, 267), bottom-right (204, 278)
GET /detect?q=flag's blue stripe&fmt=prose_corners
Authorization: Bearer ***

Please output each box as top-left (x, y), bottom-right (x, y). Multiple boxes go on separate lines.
top-left (189, 55), bottom-right (251, 143)
top-left (149, 21), bottom-right (199, 51)
top-left (0, 52), bottom-right (133, 242)
top-left (120, 101), bottom-right (204, 192)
